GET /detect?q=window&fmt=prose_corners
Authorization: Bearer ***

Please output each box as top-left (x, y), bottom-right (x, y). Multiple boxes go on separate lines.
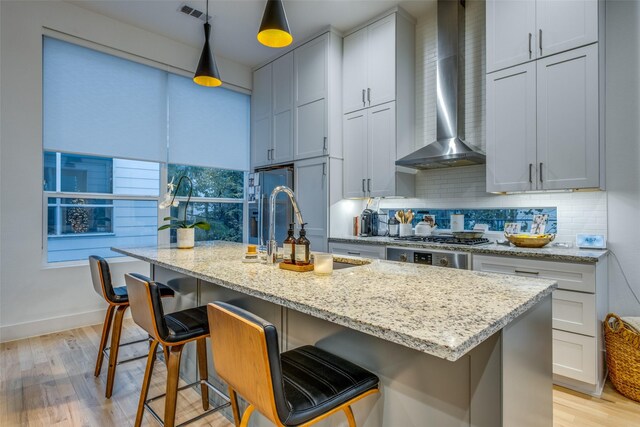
top-left (44, 152), bottom-right (160, 262)
top-left (167, 165), bottom-right (245, 244)
top-left (43, 37), bottom-right (250, 263)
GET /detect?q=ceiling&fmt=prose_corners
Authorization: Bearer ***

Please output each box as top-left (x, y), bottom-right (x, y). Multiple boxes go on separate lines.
top-left (69, 0), bottom-right (434, 67)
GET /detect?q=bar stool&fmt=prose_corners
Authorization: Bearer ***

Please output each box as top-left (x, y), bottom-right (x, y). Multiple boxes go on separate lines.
top-left (89, 255), bottom-right (175, 398)
top-left (207, 301), bottom-right (380, 427)
top-left (125, 273), bottom-right (230, 427)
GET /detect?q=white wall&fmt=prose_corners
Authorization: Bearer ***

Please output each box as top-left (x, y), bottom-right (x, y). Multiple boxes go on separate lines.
top-left (0, 0), bottom-right (252, 341)
top-left (605, 0), bottom-right (640, 316)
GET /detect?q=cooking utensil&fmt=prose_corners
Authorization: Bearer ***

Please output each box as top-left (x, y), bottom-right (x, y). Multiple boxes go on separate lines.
top-left (406, 210), bottom-right (414, 223)
top-left (452, 230), bottom-right (485, 239)
top-left (505, 233), bottom-right (556, 248)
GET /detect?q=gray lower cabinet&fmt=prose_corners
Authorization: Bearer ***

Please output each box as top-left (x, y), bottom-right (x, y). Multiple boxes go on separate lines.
top-left (472, 254), bottom-right (608, 396)
top-left (328, 242), bottom-right (386, 259)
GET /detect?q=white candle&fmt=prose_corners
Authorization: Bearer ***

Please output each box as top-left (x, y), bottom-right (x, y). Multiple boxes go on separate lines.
top-left (314, 253), bottom-right (333, 275)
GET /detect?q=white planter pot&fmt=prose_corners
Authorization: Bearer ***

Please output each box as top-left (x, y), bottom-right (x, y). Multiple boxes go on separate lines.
top-left (177, 228), bottom-right (195, 249)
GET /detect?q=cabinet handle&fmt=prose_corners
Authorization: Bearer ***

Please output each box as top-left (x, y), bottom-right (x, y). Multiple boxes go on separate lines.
top-left (515, 269), bottom-right (539, 276)
top-left (362, 89), bottom-right (366, 106)
top-left (529, 163), bottom-right (533, 183)
top-left (367, 88), bottom-right (371, 105)
top-left (267, 149), bottom-right (271, 160)
top-left (322, 162), bottom-right (327, 176)
top-left (528, 33), bottom-right (532, 59)
top-left (539, 29), bottom-right (543, 55)
top-left (323, 136), bottom-right (327, 152)
top-left (539, 162), bottom-right (543, 183)
top-left (367, 178), bottom-right (371, 193)
top-left (362, 178), bottom-right (366, 193)
top-left (347, 251), bottom-right (361, 256)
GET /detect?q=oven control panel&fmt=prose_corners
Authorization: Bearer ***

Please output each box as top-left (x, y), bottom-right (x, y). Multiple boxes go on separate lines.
top-left (387, 247), bottom-right (469, 270)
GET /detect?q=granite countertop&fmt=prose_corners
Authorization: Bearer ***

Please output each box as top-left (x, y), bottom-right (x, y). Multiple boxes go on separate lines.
top-left (329, 235), bottom-right (608, 264)
top-left (113, 242), bottom-right (556, 362)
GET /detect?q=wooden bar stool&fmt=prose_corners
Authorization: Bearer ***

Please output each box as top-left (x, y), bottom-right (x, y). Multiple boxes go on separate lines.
top-left (125, 273), bottom-right (230, 427)
top-left (89, 255), bottom-right (175, 398)
top-left (207, 301), bottom-right (380, 427)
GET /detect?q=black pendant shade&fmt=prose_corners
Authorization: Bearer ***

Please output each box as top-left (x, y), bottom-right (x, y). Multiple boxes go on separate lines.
top-left (193, 2), bottom-right (222, 87)
top-left (257, 0), bottom-right (293, 48)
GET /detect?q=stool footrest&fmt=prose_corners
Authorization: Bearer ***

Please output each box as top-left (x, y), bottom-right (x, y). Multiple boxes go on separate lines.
top-left (142, 379), bottom-right (231, 427)
top-left (103, 338), bottom-right (164, 366)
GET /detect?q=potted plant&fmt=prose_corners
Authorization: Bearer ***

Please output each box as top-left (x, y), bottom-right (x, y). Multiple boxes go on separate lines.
top-left (158, 176), bottom-right (211, 249)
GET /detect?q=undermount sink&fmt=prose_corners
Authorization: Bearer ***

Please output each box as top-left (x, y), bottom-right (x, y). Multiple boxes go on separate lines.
top-left (332, 258), bottom-right (371, 270)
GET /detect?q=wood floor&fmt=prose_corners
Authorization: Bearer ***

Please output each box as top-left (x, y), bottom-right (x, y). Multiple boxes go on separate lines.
top-left (2, 320), bottom-right (640, 427)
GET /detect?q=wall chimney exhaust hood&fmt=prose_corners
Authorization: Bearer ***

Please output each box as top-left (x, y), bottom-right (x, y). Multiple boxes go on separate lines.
top-left (396, 0), bottom-right (485, 170)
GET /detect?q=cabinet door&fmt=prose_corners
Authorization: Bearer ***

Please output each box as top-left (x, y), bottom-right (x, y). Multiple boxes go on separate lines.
top-left (486, 62), bottom-right (537, 192)
top-left (294, 35), bottom-right (328, 107)
top-left (343, 111), bottom-right (368, 198)
top-left (294, 157), bottom-right (328, 252)
top-left (486, 0), bottom-right (536, 72)
top-left (251, 116), bottom-right (272, 167)
top-left (367, 102), bottom-right (396, 198)
top-left (251, 64), bottom-right (273, 167)
top-left (295, 99), bottom-right (326, 160)
top-left (536, 44), bottom-right (599, 190)
top-left (366, 15), bottom-right (396, 108)
top-left (536, 0), bottom-right (598, 58)
top-left (272, 52), bottom-right (294, 164)
top-left (252, 64), bottom-right (272, 121)
top-left (343, 28), bottom-right (368, 114)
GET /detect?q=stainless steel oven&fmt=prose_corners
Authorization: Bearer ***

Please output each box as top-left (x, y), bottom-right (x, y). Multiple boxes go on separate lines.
top-left (386, 247), bottom-right (470, 269)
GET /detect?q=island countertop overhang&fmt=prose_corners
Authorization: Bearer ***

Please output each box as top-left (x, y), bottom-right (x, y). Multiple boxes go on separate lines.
top-left (113, 242), bottom-right (557, 361)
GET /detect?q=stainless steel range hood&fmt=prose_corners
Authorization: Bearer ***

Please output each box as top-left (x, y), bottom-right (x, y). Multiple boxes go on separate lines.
top-left (396, 0), bottom-right (485, 170)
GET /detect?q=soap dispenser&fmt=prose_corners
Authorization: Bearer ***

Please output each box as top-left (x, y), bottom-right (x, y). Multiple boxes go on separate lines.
top-left (283, 224), bottom-right (296, 264)
top-left (295, 223), bottom-right (311, 266)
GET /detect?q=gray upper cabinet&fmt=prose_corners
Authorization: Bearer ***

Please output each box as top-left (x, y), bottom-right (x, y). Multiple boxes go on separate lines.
top-left (342, 11), bottom-right (415, 198)
top-left (251, 64), bottom-right (273, 168)
top-left (272, 52), bottom-right (294, 164)
top-left (486, 44), bottom-right (600, 192)
top-left (343, 14), bottom-right (397, 114)
top-left (486, 0), bottom-right (536, 73)
top-left (294, 32), bottom-right (342, 161)
top-left (250, 53), bottom-right (294, 169)
top-left (536, 0), bottom-right (598, 59)
top-left (486, 62), bottom-right (537, 193)
top-left (536, 44), bottom-right (599, 190)
top-left (486, 0), bottom-right (599, 74)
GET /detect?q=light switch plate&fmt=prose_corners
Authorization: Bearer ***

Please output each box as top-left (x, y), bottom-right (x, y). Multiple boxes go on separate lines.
top-left (576, 234), bottom-right (606, 249)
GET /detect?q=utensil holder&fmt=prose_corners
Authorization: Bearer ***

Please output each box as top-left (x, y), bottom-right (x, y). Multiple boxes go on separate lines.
top-left (399, 224), bottom-right (413, 237)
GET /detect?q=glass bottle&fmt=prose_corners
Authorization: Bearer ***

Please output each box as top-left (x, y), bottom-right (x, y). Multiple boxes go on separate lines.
top-left (295, 223), bottom-right (311, 266)
top-left (283, 224), bottom-right (296, 264)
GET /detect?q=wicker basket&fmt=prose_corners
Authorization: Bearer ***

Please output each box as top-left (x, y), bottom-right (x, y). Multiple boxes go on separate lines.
top-left (604, 313), bottom-right (640, 402)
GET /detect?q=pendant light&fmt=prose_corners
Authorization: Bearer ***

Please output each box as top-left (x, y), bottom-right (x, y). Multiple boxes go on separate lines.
top-left (193, 0), bottom-right (222, 87)
top-left (257, 0), bottom-right (293, 48)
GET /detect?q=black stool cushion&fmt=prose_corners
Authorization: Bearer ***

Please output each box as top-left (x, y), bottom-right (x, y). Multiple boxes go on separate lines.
top-left (111, 283), bottom-right (174, 304)
top-left (164, 306), bottom-right (209, 343)
top-left (279, 345), bottom-right (379, 426)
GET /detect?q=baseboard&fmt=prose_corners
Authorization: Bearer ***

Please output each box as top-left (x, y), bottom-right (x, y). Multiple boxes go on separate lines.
top-left (0, 308), bottom-right (113, 343)
top-left (553, 373), bottom-right (607, 397)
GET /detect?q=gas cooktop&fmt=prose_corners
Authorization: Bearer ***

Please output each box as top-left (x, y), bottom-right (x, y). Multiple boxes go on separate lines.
top-left (394, 235), bottom-right (491, 246)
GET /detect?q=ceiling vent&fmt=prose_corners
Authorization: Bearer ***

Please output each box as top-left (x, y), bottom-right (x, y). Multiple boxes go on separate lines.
top-left (178, 3), bottom-right (212, 23)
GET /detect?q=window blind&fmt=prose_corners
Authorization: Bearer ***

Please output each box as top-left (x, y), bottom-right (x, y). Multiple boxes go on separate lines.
top-left (43, 37), bottom-right (168, 163)
top-left (167, 74), bottom-right (250, 171)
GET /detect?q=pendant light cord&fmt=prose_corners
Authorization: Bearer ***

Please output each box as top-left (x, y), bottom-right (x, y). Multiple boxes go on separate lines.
top-left (206, 0), bottom-right (209, 24)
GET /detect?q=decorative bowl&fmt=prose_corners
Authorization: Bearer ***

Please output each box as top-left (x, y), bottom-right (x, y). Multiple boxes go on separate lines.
top-left (504, 233), bottom-right (556, 248)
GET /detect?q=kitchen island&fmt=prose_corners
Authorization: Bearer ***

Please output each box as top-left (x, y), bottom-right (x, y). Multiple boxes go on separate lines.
top-left (114, 242), bottom-right (557, 427)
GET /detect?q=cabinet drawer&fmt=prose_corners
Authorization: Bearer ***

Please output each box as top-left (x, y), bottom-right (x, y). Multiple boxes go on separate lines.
top-left (329, 242), bottom-right (385, 260)
top-left (553, 330), bottom-right (596, 384)
top-left (552, 290), bottom-right (595, 336)
top-left (473, 255), bottom-right (596, 292)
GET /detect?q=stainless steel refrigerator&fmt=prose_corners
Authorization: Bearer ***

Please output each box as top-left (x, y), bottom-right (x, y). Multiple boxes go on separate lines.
top-left (247, 165), bottom-right (294, 247)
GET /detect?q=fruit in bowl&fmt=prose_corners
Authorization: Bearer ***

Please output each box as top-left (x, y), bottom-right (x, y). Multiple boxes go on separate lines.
top-left (504, 233), bottom-right (556, 248)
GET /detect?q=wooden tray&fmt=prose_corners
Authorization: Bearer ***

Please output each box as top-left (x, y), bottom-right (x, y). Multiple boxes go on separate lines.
top-left (279, 262), bottom-right (314, 272)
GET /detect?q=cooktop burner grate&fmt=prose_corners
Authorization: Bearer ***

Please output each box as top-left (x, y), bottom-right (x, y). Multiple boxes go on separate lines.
top-left (394, 235), bottom-right (491, 246)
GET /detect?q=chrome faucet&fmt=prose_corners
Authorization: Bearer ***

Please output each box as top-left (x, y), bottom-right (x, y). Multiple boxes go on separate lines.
top-left (267, 186), bottom-right (304, 264)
